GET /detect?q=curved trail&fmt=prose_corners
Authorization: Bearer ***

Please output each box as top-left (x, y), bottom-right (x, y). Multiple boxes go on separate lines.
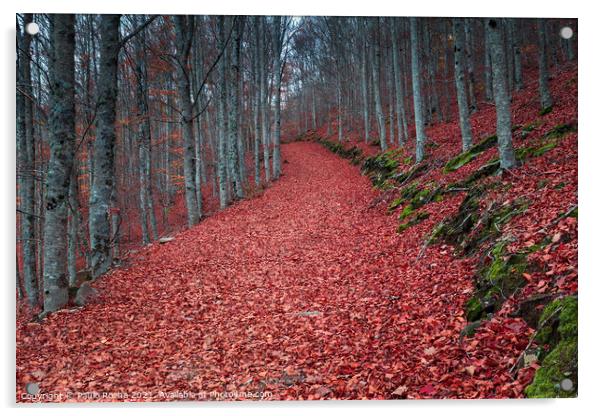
top-left (17, 142), bottom-right (483, 401)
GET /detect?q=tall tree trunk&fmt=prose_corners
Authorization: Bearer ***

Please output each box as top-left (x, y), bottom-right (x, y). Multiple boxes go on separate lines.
top-left (510, 19), bottom-right (523, 90)
top-left (253, 16), bottom-right (261, 186)
top-left (391, 19), bottom-right (408, 146)
top-left (271, 16), bottom-right (284, 179)
top-left (453, 18), bottom-right (473, 151)
top-left (227, 17), bottom-right (244, 198)
top-left (259, 18), bottom-right (271, 183)
top-left (89, 14), bottom-right (120, 279)
top-left (43, 14), bottom-right (76, 313)
top-left (410, 17), bottom-right (426, 162)
top-left (360, 20), bottom-right (370, 143)
top-left (537, 18), bottom-right (553, 111)
top-left (17, 14), bottom-right (39, 307)
top-left (484, 24), bottom-right (493, 102)
top-left (464, 18), bottom-right (478, 113)
top-left (217, 16), bottom-right (230, 208)
top-left (174, 16), bottom-right (200, 226)
top-left (486, 18), bottom-right (517, 170)
top-left (134, 18), bottom-right (152, 244)
top-left (371, 18), bottom-right (387, 151)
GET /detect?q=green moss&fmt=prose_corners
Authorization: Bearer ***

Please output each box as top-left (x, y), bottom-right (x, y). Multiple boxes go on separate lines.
top-left (465, 297), bottom-right (484, 322)
top-left (569, 207), bottom-right (578, 218)
top-left (539, 106), bottom-right (553, 116)
top-left (443, 134), bottom-right (498, 173)
top-left (319, 139), bottom-right (364, 164)
top-left (460, 320), bottom-right (482, 339)
top-left (361, 150), bottom-right (402, 188)
top-left (526, 296), bottom-right (578, 398)
top-left (397, 211), bottom-right (430, 233)
top-left (399, 205), bottom-right (415, 220)
top-left (537, 296), bottom-right (578, 344)
top-left (543, 122), bottom-right (577, 140)
top-left (525, 338), bottom-right (577, 398)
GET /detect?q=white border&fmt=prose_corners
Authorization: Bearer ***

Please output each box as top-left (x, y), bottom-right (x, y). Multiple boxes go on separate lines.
top-left (2, 1), bottom-right (600, 415)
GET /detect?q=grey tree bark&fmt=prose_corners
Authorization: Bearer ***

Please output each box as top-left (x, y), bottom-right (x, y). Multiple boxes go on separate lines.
top-left (259, 17), bottom-right (271, 183)
top-left (360, 20), bottom-right (370, 143)
top-left (174, 16), bottom-right (201, 226)
top-left (509, 19), bottom-right (523, 90)
top-left (89, 15), bottom-right (120, 279)
top-left (17, 13), bottom-right (39, 307)
top-left (537, 18), bottom-right (553, 111)
top-left (271, 16), bottom-right (285, 179)
top-left (227, 17), bottom-right (244, 199)
top-left (253, 16), bottom-right (261, 186)
top-left (370, 18), bottom-right (387, 151)
top-left (134, 16), bottom-right (156, 244)
top-left (43, 14), bottom-right (76, 313)
top-left (217, 16), bottom-right (230, 208)
top-left (391, 19), bottom-right (408, 146)
top-left (453, 18), bottom-right (473, 151)
top-left (464, 18), bottom-right (477, 113)
top-left (410, 17), bottom-right (426, 162)
top-left (486, 18), bottom-right (517, 170)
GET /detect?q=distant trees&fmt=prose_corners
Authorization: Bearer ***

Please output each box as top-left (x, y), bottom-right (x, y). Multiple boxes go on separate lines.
top-left (283, 16), bottom-right (574, 165)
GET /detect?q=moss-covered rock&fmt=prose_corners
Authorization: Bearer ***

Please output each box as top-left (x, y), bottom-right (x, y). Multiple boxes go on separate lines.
top-left (443, 134), bottom-right (498, 173)
top-left (361, 149), bottom-right (401, 188)
top-left (397, 211), bottom-right (430, 233)
top-left (543, 122), bottom-right (577, 139)
top-left (526, 296), bottom-right (578, 398)
top-left (539, 106), bottom-right (553, 116)
top-left (319, 139), bottom-right (364, 164)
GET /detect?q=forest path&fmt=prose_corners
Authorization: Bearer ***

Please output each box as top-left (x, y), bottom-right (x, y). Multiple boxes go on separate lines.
top-left (17, 141), bottom-right (473, 401)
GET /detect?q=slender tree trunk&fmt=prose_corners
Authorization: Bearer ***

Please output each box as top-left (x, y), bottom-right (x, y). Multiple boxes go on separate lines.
top-left (391, 20), bottom-right (408, 146)
top-left (464, 18), bottom-right (478, 113)
top-left (486, 18), bottom-right (517, 170)
top-left (228, 17), bottom-right (244, 198)
top-left (43, 14), bottom-right (76, 313)
top-left (272, 16), bottom-right (284, 179)
top-left (360, 21), bottom-right (370, 143)
top-left (253, 16), bottom-right (261, 186)
top-left (217, 16), bottom-right (230, 207)
top-left (510, 19), bottom-right (523, 90)
top-left (537, 18), bottom-right (553, 111)
top-left (258, 18), bottom-right (271, 183)
top-left (89, 14), bottom-right (120, 279)
top-left (453, 18), bottom-right (473, 151)
top-left (371, 18), bottom-right (387, 151)
top-left (410, 17), bottom-right (426, 162)
top-left (174, 16), bottom-right (200, 226)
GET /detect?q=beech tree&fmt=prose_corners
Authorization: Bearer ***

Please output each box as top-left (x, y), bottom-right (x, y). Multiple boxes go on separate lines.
top-left (43, 14), bottom-right (76, 312)
top-left (410, 17), bottom-right (426, 162)
top-left (452, 18), bottom-right (473, 151)
top-left (486, 18), bottom-right (517, 170)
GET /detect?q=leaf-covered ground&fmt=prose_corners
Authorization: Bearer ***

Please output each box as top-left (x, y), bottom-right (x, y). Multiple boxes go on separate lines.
top-left (17, 66), bottom-right (577, 402)
top-left (16, 140), bottom-right (506, 401)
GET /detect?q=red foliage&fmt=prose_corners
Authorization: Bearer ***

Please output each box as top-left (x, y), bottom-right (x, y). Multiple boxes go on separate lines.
top-left (16, 65), bottom-right (577, 402)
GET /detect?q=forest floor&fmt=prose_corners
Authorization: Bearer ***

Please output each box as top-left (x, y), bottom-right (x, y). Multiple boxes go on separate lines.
top-left (17, 66), bottom-right (578, 402)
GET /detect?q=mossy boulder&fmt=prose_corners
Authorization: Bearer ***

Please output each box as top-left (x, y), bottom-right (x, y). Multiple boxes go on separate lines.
top-left (526, 296), bottom-right (578, 398)
top-left (319, 139), bottom-right (364, 164)
top-left (443, 134), bottom-right (498, 173)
